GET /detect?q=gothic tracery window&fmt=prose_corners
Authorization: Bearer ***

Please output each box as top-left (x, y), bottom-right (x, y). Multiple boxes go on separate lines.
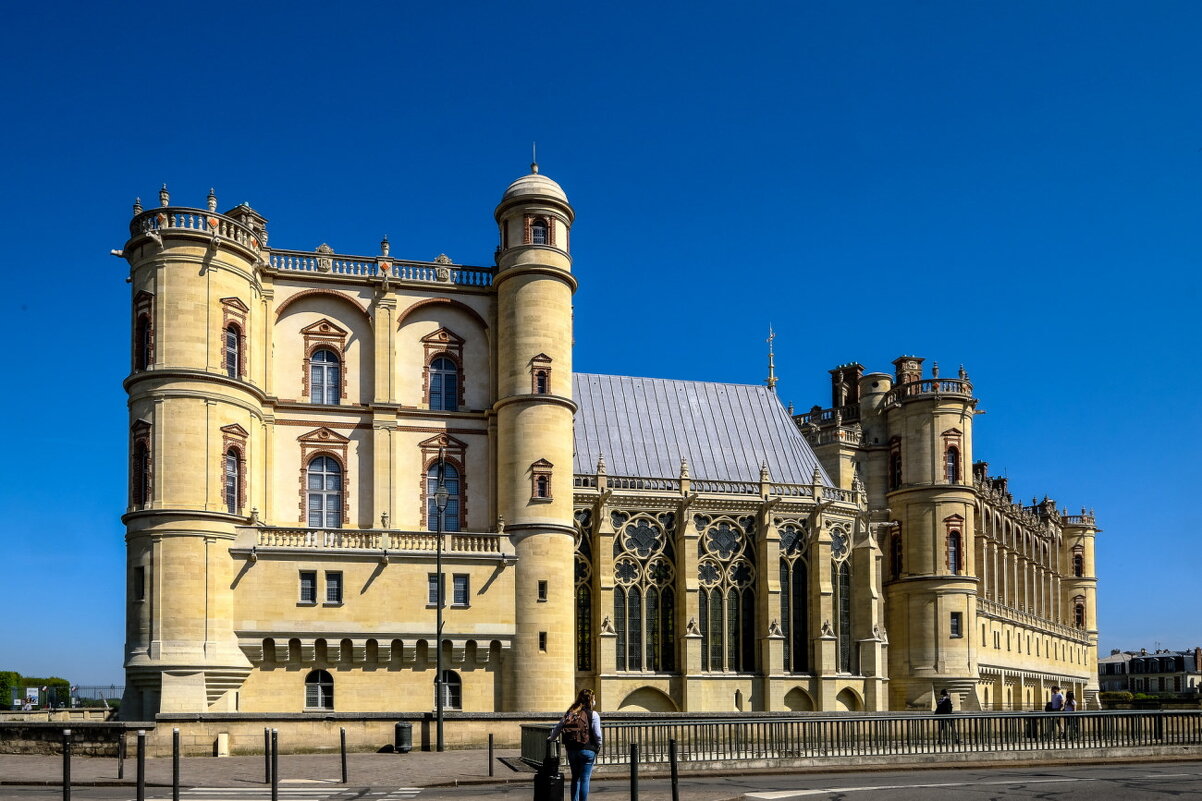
top-left (613, 511), bottom-right (676, 672)
top-left (574, 509), bottom-right (593, 672)
top-left (830, 527), bottom-right (853, 673)
top-left (697, 514), bottom-right (756, 673)
top-left (777, 520), bottom-right (810, 673)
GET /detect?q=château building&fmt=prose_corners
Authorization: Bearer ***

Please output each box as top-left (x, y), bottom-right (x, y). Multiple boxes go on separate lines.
top-left (120, 167), bottom-right (1100, 720)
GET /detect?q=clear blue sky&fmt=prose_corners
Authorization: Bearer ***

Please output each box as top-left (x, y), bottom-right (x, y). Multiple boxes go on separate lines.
top-left (2, 2), bottom-right (1197, 685)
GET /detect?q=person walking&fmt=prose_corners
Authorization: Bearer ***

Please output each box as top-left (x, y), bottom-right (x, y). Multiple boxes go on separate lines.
top-left (935, 688), bottom-right (959, 745)
top-left (1064, 690), bottom-right (1078, 739)
top-left (549, 688), bottom-right (602, 801)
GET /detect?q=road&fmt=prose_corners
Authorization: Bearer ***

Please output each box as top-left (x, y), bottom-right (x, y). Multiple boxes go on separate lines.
top-left (4, 761), bottom-right (1201, 800)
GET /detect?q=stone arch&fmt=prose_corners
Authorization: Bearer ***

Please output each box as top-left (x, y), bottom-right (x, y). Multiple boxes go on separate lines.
top-left (617, 687), bottom-right (678, 713)
top-left (834, 687), bottom-right (862, 711)
top-left (275, 288), bottom-right (371, 322)
top-left (784, 686), bottom-right (815, 711)
top-left (397, 297), bottom-right (489, 331)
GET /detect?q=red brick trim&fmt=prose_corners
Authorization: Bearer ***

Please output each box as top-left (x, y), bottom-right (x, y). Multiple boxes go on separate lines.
top-left (275, 289), bottom-right (371, 321)
top-left (421, 328), bottom-right (466, 410)
top-left (397, 297), bottom-right (489, 331)
top-left (133, 291), bottom-right (154, 372)
top-left (419, 434), bottom-right (467, 531)
top-left (530, 353), bottom-right (553, 395)
top-left (300, 320), bottom-right (349, 402)
top-left (530, 459), bottom-right (553, 500)
top-left (220, 423), bottom-right (249, 514)
top-left (298, 428), bottom-right (351, 526)
top-left (130, 419), bottom-right (152, 508)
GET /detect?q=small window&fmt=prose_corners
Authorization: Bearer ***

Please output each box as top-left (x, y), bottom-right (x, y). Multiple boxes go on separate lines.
top-left (888, 446), bottom-right (902, 490)
top-left (534, 369), bottom-right (549, 394)
top-left (531, 219), bottom-right (547, 245)
top-left (890, 530), bottom-right (903, 579)
top-left (537, 580), bottom-right (548, 602)
top-left (325, 571), bottom-right (343, 604)
top-left (310, 349), bottom-right (341, 405)
top-left (427, 573), bottom-right (444, 607)
top-left (452, 574), bottom-right (469, 607)
top-left (304, 669), bottom-right (333, 710)
top-left (539, 632), bottom-right (547, 652)
top-left (947, 531), bottom-right (962, 575)
top-left (535, 474), bottom-right (550, 499)
top-left (134, 566), bottom-right (146, 601)
top-left (945, 446), bottom-right (960, 484)
top-left (224, 324), bottom-right (241, 378)
top-left (132, 440), bottom-right (151, 507)
top-left (135, 315), bottom-right (152, 371)
top-left (299, 571), bottom-right (317, 604)
top-left (429, 356), bottom-right (459, 412)
top-left (1072, 552), bottom-right (1084, 578)
top-left (1074, 600), bottom-right (1086, 628)
top-left (950, 612), bottom-right (963, 638)
top-left (530, 460), bottom-right (553, 501)
top-left (224, 448), bottom-right (241, 515)
top-left (437, 670), bottom-right (461, 710)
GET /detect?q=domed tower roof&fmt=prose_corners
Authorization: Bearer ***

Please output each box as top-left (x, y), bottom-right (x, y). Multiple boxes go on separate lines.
top-left (498, 163), bottom-right (570, 209)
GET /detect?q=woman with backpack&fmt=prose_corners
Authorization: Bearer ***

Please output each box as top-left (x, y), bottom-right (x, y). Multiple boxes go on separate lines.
top-left (548, 688), bottom-right (602, 801)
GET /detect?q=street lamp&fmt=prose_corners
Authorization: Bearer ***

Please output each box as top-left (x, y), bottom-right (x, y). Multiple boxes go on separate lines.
top-left (433, 448), bottom-right (449, 753)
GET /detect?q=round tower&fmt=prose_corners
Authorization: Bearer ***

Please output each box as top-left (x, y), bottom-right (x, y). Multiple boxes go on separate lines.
top-left (880, 358), bottom-right (980, 709)
top-left (121, 188), bottom-right (265, 717)
top-left (493, 165), bottom-right (578, 712)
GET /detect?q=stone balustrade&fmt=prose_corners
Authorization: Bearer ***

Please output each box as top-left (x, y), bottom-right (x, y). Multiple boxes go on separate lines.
top-left (883, 378), bottom-right (974, 406)
top-left (130, 207), bottom-right (260, 250)
top-left (268, 248), bottom-right (494, 286)
top-left (248, 527), bottom-right (508, 556)
top-left (977, 596), bottom-right (1090, 642)
top-left (573, 474), bottom-right (859, 504)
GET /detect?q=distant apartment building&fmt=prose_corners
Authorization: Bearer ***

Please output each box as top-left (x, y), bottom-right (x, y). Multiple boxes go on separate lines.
top-left (1099, 648), bottom-right (1202, 694)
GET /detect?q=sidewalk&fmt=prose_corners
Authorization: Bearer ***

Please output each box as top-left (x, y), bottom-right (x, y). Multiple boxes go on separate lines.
top-left (0, 747), bottom-right (527, 788)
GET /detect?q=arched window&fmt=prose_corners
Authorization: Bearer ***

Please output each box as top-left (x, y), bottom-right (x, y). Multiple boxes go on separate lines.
top-left (888, 447), bottom-right (902, 491)
top-left (224, 324), bottom-right (241, 378)
top-left (224, 448), bottom-right (241, 515)
top-left (132, 440), bottom-right (151, 507)
top-left (535, 474), bottom-right (550, 498)
top-left (429, 356), bottom-right (459, 411)
top-left (426, 462), bottom-right (461, 532)
top-left (531, 218), bottom-right (547, 245)
top-left (307, 456), bottom-right (342, 529)
top-left (947, 531), bottom-right (962, 574)
top-left (535, 369), bottom-right (549, 394)
top-left (1074, 597), bottom-right (1086, 628)
top-left (437, 670), bottom-right (462, 710)
top-left (697, 515), bottom-right (756, 673)
top-left (304, 669), bottom-right (333, 710)
top-left (831, 530), bottom-right (853, 673)
top-left (135, 315), bottom-right (152, 371)
top-left (574, 509), bottom-right (594, 672)
top-left (1072, 551), bottom-right (1084, 578)
top-left (945, 446), bottom-right (960, 484)
top-left (613, 512), bottom-right (676, 672)
top-left (778, 522), bottom-right (810, 673)
top-left (310, 349), bottom-right (341, 405)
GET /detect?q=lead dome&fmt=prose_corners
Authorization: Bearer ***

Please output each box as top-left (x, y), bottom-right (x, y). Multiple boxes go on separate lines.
top-left (500, 163), bottom-right (568, 205)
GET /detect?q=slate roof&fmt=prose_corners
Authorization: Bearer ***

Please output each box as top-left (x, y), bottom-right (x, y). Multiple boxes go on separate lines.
top-left (573, 373), bottom-right (831, 484)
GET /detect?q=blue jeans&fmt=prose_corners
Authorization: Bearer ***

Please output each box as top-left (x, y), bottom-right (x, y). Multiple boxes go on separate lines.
top-left (566, 747), bottom-right (597, 801)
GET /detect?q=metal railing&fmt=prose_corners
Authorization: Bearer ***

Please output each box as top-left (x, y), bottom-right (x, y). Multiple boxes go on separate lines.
top-left (523, 711), bottom-right (1202, 767)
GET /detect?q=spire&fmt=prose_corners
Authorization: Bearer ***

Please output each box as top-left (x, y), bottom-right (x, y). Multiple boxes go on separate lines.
top-left (766, 326), bottom-right (778, 392)
top-left (159, 184), bottom-right (170, 207)
top-left (595, 451), bottom-right (606, 475)
top-left (531, 141), bottom-right (538, 174)
top-left (207, 188), bottom-right (217, 213)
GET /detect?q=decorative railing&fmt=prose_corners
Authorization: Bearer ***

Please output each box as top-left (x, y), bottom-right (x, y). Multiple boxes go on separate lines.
top-left (130, 208), bottom-right (260, 250)
top-left (523, 710), bottom-right (1202, 768)
top-left (883, 378), bottom-right (973, 406)
top-left (1062, 514), bottom-right (1096, 526)
top-left (251, 527), bottom-right (507, 555)
top-left (267, 249), bottom-right (494, 286)
top-left (797, 403), bottom-right (861, 425)
top-left (803, 427), bottom-right (864, 446)
top-left (976, 597), bottom-right (1089, 642)
top-left (573, 475), bottom-right (858, 504)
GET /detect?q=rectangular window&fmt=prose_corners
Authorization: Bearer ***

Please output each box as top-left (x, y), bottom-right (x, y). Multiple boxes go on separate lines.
top-left (134, 566), bottom-right (145, 601)
top-left (427, 573), bottom-right (444, 606)
top-left (539, 632), bottom-right (547, 652)
top-left (325, 571), bottom-right (343, 604)
top-left (537, 580), bottom-right (548, 602)
top-left (950, 612), bottom-right (963, 638)
top-left (299, 571), bottom-right (317, 604)
top-left (452, 574), bottom-right (469, 606)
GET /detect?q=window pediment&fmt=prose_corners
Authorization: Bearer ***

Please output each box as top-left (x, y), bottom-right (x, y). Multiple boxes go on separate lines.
top-left (418, 433), bottom-right (467, 452)
top-left (220, 423), bottom-right (249, 439)
top-left (300, 319), bottom-right (349, 339)
top-left (298, 427), bottom-right (351, 445)
top-left (421, 327), bottom-right (465, 348)
top-left (220, 297), bottom-right (250, 314)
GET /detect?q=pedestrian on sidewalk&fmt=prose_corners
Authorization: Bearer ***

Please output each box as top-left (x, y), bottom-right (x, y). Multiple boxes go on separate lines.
top-left (935, 688), bottom-right (960, 745)
top-left (549, 688), bottom-right (602, 801)
top-left (1064, 690), bottom-right (1078, 739)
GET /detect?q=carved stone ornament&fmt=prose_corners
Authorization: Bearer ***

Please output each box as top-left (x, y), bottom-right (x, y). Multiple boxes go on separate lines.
top-left (315, 243), bottom-right (334, 272)
top-left (600, 615), bottom-right (616, 635)
top-left (873, 624), bottom-right (888, 644)
top-left (768, 618), bottom-right (784, 637)
top-left (434, 253), bottom-right (453, 264)
top-left (821, 620), bottom-right (835, 637)
top-left (686, 616), bottom-right (701, 636)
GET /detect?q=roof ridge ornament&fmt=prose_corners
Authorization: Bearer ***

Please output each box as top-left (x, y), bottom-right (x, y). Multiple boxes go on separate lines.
top-left (766, 326), bottom-right (778, 391)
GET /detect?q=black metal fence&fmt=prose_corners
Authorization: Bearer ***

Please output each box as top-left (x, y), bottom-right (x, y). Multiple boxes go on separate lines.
top-left (523, 711), bottom-right (1202, 767)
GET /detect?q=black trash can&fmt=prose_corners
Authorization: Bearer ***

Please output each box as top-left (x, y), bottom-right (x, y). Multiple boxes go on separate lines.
top-left (533, 739), bottom-right (564, 800)
top-left (394, 721), bottom-right (413, 754)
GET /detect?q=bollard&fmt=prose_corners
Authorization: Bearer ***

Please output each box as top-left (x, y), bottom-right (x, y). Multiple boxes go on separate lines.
top-left (172, 728), bottom-right (180, 801)
top-left (136, 730), bottom-right (146, 801)
top-left (630, 742), bottom-right (640, 801)
top-left (669, 737), bottom-right (679, 801)
top-left (488, 732), bottom-right (494, 777)
top-left (62, 729), bottom-right (71, 801)
top-left (117, 734), bottom-right (125, 780)
top-left (264, 728), bottom-right (271, 784)
top-left (340, 727), bottom-right (348, 784)
top-left (271, 729), bottom-right (279, 801)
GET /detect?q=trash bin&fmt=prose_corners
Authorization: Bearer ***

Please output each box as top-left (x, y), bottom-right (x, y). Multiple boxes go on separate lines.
top-left (532, 739), bottom-right (564, 800)
top-left (394, 721), bottom-right (412, 754)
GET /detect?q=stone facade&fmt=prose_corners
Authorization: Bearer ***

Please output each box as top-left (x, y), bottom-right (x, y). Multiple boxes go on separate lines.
top-left (120, 170), bottom-right (1099, 719)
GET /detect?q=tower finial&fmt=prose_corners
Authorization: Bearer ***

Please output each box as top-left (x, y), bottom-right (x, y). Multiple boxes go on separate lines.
top-left (531, 141), bottom-right (538, 174)
top-left (766, 325), bottom-right (778, 391)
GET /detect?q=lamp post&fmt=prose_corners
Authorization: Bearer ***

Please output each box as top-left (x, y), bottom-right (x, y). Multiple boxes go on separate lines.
top-left (433, 448), bottom-right (448, 753)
